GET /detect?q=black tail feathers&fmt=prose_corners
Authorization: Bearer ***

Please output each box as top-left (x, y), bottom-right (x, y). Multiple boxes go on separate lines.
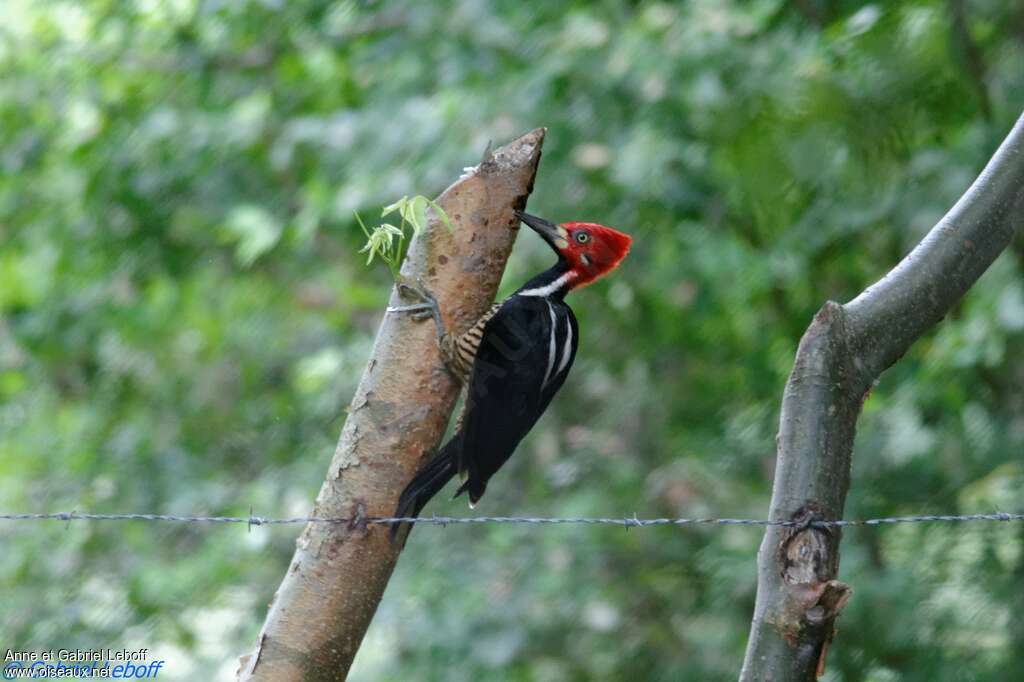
top-left (391, 442), bottom-right (458, 539)
top-left (454, 476), bottom-right (486, 506)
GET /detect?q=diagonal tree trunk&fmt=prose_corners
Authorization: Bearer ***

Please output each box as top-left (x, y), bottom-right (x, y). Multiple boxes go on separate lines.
top-left (740, 113), bottom-right (1024, 681)
top-left (237, 129), bottom-right (545, 681)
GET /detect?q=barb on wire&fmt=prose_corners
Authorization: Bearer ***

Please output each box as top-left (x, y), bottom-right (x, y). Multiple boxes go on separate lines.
top-left (0, 511), bottom-right (1021, 528)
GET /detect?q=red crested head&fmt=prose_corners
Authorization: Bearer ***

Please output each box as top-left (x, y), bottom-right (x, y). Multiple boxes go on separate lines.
top-left (514, 211), bottom-right (632, 290)
top-left (558, 221), bottom-right (632, 287)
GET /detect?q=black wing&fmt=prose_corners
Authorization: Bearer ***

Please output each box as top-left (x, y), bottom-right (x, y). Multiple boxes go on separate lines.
top-left (454, 295), bottom-right (578, 504)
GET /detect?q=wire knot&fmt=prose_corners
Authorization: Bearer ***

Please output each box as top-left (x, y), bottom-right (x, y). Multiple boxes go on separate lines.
top-left (247, 507), bottom-right (264, 532)
top-left (347, 503), bottom-right (368, 531)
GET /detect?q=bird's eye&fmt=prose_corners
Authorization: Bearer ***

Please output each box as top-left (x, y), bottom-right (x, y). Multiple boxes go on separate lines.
top-left (574, 231), bottom-right (590, 244)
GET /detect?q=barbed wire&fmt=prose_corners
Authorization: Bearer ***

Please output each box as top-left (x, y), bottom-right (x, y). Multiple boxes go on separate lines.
top-left (0, 511), bottom-right (1021, 531)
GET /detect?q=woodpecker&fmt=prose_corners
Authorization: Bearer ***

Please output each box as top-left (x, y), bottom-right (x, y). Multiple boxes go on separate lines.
top-left (389, 210), bottom-right (631, 532)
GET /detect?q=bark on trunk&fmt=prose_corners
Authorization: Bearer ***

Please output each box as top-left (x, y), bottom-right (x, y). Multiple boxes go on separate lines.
top-left (237, 129), bottom-right (545, 681)
top-left (740, 113), bottom-right (1024, 681)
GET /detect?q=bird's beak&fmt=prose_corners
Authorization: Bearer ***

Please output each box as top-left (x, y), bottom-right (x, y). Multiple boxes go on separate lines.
top-left (514, 210), bottom-right (568, 250)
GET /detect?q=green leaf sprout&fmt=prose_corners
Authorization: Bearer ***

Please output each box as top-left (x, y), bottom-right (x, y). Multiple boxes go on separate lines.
top-left (356, 195), bottom-right (452, 280)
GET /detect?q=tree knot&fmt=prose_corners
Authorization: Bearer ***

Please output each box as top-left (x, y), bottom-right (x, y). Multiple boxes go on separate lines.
top-left (778, 503), bottom-right (838, 585)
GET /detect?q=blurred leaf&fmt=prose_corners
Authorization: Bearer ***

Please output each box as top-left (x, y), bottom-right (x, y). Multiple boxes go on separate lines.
top-left (224, 206), bottom-right (283, 267)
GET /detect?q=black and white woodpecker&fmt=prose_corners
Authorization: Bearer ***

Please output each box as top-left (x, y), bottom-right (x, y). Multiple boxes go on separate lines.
top-left (387, 210), bottom-right (632, 532)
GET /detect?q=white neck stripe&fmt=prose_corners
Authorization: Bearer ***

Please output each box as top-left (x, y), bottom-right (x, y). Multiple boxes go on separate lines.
top-left (543, 301), bottom-right (557, 388)
top-left (557, 318), bottom-right (573, 375)
top-left (518, 272), bottom-right (575, 298)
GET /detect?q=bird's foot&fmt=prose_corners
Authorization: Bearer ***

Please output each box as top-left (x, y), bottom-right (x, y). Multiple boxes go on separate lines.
top-left (387, 276), bottom-right (445, 343)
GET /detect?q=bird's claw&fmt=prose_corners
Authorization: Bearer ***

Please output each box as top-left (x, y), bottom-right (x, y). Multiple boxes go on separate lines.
top-left (410, 309), bottom-right (434, 322)
top-left (386, 303), bottom-right (434, 321)
top-left (388, 277), bottom-right (445, 342)
top-left (396, 277), bottom-right (436, 304)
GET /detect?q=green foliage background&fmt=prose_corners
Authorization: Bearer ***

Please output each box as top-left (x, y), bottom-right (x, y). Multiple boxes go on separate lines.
top-left (2, 1), bottom-right (1023, 680)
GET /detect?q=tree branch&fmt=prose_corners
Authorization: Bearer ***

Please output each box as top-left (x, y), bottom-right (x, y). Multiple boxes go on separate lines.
top-left (740, 112), bottom-right (1024, 681)
top-left (236, 129), bottom-right (546, 681)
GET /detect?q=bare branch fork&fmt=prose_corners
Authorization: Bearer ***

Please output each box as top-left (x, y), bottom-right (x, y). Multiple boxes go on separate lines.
top-left (740, 113), bottom-right (1024, 680)
top-left (236, 129), bottom-right (545, 681)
